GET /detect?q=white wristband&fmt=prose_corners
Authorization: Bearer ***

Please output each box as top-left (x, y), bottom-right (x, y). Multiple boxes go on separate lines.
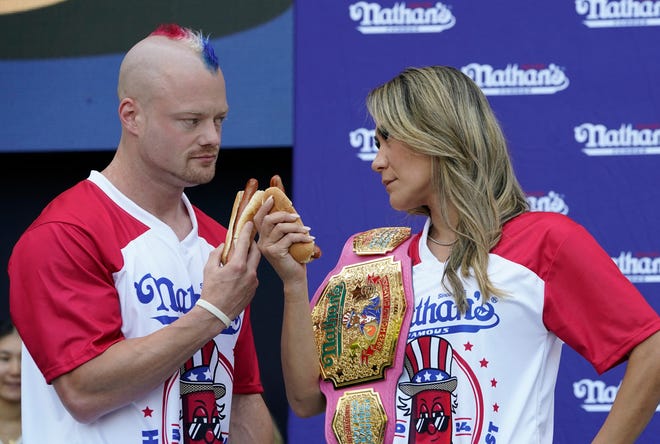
top-left (196, 299), bottom-right (232, 328)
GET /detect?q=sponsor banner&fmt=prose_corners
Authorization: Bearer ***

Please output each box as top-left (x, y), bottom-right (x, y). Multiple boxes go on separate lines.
top-left (462, 62), bottom-right (570, 96)
top-left (349, 1), bottom-right (456, 34)
top-left (613, 251), bottom-right (660, 283)
top-left (576, 0), bottom-right (660, 28)
top-left (576, 123), bottom-right (660, 156)
top-left (574, 378), bottom-right (660, 412)
top-left (294, 1), bottom-right (659, 443)
top-left (526, 191), bottom-right (570, 215)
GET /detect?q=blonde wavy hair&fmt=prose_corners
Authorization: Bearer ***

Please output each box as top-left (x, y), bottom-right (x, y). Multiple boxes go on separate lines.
top-left (366, 66), bottom-right (528, 313)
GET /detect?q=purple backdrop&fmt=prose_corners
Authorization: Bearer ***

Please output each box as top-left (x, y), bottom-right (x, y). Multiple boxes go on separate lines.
top-left (292, 2), bottom-right (660, 442)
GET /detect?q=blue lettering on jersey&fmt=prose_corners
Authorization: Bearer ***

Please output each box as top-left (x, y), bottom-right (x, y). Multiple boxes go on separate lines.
top-left (134, 273), bottom-right (201, 325)
top-left (485, 421), bottom-right (499, 444)
top-left (172, 426), bottom-right (181, 443)
top-left (456, 420), bottom-right (472, 433)
top-left (410, 290), bottom-right (500, 334)
top-left (142, 429), bottom-right (159, 443)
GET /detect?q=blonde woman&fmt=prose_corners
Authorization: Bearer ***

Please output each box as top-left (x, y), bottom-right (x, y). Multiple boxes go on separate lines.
top-left (256, 66), bottom-right (660, 444)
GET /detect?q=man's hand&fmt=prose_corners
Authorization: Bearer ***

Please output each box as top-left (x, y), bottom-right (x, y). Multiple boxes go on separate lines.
top-left (201, 221), bottom-right (261, 323)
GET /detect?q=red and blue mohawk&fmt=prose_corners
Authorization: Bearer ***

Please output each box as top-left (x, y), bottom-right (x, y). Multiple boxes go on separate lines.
top-left (150, 24), bottom-right (220, 72)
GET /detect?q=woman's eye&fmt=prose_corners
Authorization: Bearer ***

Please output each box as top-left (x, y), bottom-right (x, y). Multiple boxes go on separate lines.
top-left (374, 137), bottom-right (381, 149)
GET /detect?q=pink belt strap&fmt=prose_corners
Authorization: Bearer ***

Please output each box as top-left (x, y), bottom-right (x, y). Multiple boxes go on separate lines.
top-left (309, 228), bottom-right (415, 444)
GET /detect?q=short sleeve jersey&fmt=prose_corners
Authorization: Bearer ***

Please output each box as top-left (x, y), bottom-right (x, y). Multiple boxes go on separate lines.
top-left (9, 171), bottom-right (263, 444)
top-left (392, 214), bottom-right (660, 444)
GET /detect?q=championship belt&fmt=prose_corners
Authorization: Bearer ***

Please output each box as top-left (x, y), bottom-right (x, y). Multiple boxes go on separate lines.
top-left (310, 227), bottom-right (415, 444)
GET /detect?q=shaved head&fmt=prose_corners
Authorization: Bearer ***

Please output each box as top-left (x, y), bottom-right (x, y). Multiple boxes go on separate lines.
top-left (117, 28), bottom-right (222, 104)
top-left (109, 24), bottom-right (228, 191)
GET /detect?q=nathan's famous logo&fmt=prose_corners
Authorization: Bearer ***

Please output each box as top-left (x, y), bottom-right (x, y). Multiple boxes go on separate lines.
top-left (612, 251), bottom-right (660, 283)
top-left (398, 294), bottom-right (501, 442)
top-left (461, 63), bottom-right (569, 96)
top-left (350, 127), bottom-right (379, 161)
top-left (576, 0), bottom-right (660, 28)
top-left (349, 1), bottom-right (456, 34)
top-left (526, 191), bottom-right (569, 215)
top-left (134, 273), bottom-right (201, 325)
top-left (574, 378), bottom-right (660, 412)
top-left (319, 282), bottom-right (346, 367)
top-left (573, 379), bottom-right (620, 412)
top-left (575, 122), bottom-right (660, 156)
top-left (134, 273), bottom-right (241, 332)
top-left (409, 290), bottom-right (500, 338)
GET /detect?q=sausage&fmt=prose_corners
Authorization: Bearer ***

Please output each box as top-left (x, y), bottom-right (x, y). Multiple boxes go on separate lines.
top-left (235, 178), bottom-right (259, 221)
top-left (220, 178), bottom-right (260, 264)
top-left (270, 174), bottom-right (285, 192)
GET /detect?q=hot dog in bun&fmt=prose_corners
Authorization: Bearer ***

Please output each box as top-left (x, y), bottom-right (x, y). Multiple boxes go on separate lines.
top-left (220, 178), bottom-right (261, 264)
top-left (221, 176), bottom-right (321, 264)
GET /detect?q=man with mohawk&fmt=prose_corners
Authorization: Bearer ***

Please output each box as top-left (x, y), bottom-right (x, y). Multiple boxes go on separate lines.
top-left (9, 24), bottom-right (276, 443)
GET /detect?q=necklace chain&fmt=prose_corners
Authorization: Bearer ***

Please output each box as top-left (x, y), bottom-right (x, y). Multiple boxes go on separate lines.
top-left (426, 234), bottom-right (456, 247)
top-left (427, 233), bottom-right (457, 247)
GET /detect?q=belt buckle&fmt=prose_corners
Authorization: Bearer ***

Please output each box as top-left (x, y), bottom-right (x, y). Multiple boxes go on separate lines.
top-left (332, 388), bottom-right (387, 444)
top-left (312, 256), bottom-right (406, 388)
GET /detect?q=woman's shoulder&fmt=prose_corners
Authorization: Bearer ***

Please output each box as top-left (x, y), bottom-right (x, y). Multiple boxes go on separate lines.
top-left (495, 211), bottom-right (589, 257)
top-left (503, 211), bottom-right (580, 236)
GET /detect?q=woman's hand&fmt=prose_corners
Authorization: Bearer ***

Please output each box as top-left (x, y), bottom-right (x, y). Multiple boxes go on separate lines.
top-left (253, 196), bottom-right (313, 282)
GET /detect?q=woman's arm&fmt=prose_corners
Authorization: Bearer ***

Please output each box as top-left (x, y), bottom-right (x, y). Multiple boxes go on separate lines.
top-left (592, 330), bottom-right (660, 443)
top-left (254, 198), bottom-right (326, 416)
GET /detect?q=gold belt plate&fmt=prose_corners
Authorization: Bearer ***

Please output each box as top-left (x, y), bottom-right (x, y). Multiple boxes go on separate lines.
top-left (352, 226), bottom-right (411, 255)
top-left (311, 256), bottom-right (406, 388)
top-left (332, 388), bottom-right (387, 444)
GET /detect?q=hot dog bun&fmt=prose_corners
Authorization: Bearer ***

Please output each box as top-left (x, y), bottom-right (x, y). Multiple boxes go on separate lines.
top-left (262, 186), bottom-right (317, 264)
top-left (221, 176), bottom-right (320, 264)
top-left (221, 179), bottom-right (261, 265)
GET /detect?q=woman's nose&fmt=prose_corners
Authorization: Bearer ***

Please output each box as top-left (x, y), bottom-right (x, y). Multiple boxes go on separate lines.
top-left (371, 147), bottom-right (386, 172)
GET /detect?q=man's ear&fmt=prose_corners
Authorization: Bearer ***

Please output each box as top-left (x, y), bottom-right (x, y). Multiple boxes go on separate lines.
top-left (118, 97), bottom-right (140, 135)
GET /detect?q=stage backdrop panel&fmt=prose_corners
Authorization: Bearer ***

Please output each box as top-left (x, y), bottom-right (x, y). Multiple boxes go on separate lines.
top-left (0, 0), bottom-right (293, 151)
top-left (293, 2), bottom-right (659, 443)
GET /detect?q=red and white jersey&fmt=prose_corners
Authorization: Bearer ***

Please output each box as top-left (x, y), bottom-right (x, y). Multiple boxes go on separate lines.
top-left (9, 171), bottom-right (263, 444)
top-left (393, 214), bottom-right (660, 444)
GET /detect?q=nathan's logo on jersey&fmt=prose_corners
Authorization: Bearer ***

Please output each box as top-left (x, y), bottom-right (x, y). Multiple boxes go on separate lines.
top-left (461, 63), bottom-right (569, 96)
top-left (134, 273), bottom-right (200, 325)
top-left (575, 122), bottom-right (660, 156)
top-left (526, 191), bottom-right (569, 215)
top-left (349, 127), bottom-right (379, 161)
top-left (576, 0), bottom-right (660, 28)
top-left (612, 251), bottom-right (660, 283)
top-left (349, 1), bottom-right (456, 34)
top-left (409, 291), bottom-right (500, 337)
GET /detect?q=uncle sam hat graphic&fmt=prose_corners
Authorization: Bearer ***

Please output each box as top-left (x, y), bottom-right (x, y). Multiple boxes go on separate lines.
top-left (399, 336), bottom-right (458, 396)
